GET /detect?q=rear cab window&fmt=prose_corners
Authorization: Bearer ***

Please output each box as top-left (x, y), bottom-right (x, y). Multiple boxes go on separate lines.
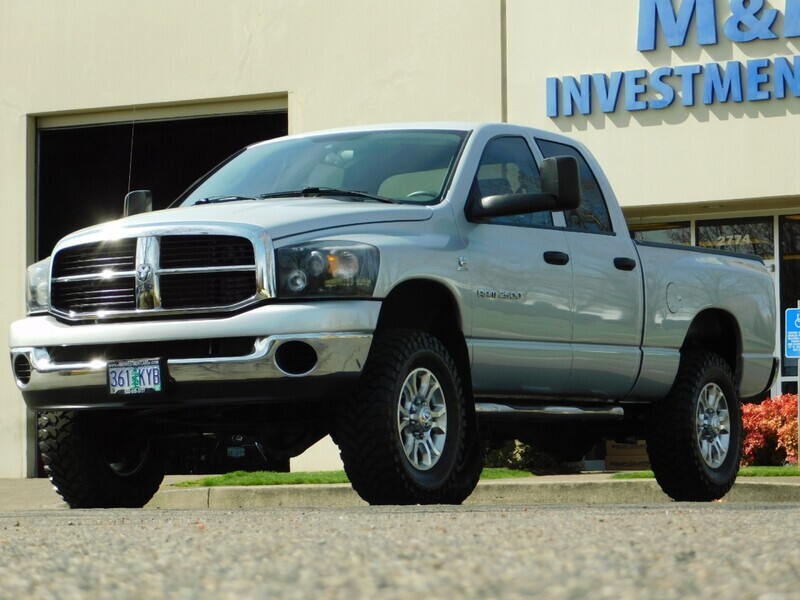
top-left (535, 139), bottom-right (613, 234)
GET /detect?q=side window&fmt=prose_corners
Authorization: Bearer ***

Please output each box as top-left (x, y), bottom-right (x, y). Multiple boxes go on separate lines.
top-left (536, 139), bottom-right (612, 233)
top-left (471, 136), bottom-right (552, 228)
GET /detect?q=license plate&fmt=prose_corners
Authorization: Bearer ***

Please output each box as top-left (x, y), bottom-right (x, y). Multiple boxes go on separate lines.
top-left (108, 359), bottom-right (163, 395)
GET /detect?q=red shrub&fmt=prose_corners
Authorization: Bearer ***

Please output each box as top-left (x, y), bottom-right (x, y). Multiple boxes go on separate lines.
top-left (741, 394), bottom-right (798, 466)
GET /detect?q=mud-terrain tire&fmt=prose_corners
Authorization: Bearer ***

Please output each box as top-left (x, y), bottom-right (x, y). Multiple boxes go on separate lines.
top-left (336, 329), bottom-right (482, 505)
top-left (646, 351), bottom-right (742, 501)
top-left (38, 410), bottom-right (165, 508)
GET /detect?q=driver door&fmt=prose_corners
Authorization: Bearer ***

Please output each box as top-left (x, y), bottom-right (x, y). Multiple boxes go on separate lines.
top-left (465, 136), bottom-right (574, 397)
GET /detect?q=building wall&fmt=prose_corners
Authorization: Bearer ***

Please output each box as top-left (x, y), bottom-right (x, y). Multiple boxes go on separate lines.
top-left (0, 0), bottom-right (503, 477)
top-left (506, 0), bottom-right (800, 209)
top-left (1, 1), bottom-right (798, 476)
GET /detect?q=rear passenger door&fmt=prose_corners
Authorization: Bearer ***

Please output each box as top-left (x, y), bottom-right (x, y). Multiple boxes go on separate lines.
top-left (536, 138), bottom-right (643, 399)
top-left (466, 136), bottom-right (574, 396)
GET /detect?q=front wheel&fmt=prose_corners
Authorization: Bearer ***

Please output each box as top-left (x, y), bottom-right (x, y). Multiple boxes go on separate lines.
top-left (39, 410), bottom-right (165, 508)
top-left (646, 351), bottom-right (742, 501)
top-left (336, 330), bottom-right (482, 504)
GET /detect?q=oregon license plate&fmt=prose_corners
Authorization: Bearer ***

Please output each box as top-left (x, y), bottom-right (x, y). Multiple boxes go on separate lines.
top-left (108, 359), bottom-right (163, 395)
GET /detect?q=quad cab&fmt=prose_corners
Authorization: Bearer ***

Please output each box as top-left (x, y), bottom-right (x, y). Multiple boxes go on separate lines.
top-left (10, 123), bottom-right (777, 507)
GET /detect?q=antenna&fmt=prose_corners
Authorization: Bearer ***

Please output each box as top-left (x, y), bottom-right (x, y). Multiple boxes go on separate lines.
top-left (127, 106), bottom-right (136, 193)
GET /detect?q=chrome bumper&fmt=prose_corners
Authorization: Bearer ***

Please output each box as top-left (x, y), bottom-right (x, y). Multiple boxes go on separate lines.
top-left (11, 333), bottom-right (372, 393)
top-left (9, 301), bottom-right (379, 408)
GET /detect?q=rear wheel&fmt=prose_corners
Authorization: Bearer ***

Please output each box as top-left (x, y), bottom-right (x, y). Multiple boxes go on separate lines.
top-left (39, 410), bottom-right (165, 508)
top-left (646, 352), bottom-right (742, 501)
top-left (336, 329), bottom-right (482, 504)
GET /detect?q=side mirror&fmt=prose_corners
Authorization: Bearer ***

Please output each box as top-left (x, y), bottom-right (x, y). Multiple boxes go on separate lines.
top-left (467, 156), bottom-right (581, 221)
top-left (124, 190), bottom-right (153, 217)
top-left (540, 155), bottom-right (581, 211)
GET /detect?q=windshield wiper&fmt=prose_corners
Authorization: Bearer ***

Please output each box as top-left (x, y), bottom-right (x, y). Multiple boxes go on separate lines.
top-left (258, 187), bottom-right (395, 204)
top-left (194, 195), bottom-right (258, 205)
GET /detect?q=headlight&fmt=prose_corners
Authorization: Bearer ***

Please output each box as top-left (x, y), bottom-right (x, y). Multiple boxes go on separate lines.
top-left (276, 242), bottom-right (379, 298)
top-left (26, 257), bottom-right (51, 315)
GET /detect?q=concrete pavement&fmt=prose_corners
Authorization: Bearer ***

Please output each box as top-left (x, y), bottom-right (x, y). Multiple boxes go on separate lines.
top-left (3, 473), bottom-right (800, 511)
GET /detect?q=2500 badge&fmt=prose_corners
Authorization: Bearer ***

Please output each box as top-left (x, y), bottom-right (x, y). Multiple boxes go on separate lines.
top-left (476, 289), bottom-right (523, 300)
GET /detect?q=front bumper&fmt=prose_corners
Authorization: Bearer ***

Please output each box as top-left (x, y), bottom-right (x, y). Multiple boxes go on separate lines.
top-left (10, 301), bottom-right (379, 410)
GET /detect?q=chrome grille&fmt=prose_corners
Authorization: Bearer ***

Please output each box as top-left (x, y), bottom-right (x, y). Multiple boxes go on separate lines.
top-left (51, 278), bottom-right (137, 312)
top-left (52, 239), bottom-right (137, 277)
top-left (160, 272), bottom-right (256, 309)
top-left (160, 235), bottom-right (254, 268)
top-left (50, 234), bottom-right (260, 319)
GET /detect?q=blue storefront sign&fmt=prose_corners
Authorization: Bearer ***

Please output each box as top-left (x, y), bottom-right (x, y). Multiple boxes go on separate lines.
top-left (547, 0), bottom-right (800, 117)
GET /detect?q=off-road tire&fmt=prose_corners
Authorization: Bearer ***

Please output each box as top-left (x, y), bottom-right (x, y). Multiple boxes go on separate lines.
top-left (646, 351), bottom-right (742, 501)
top-left (336, 329), bottom-right (481, 504)
top-left (38, 410), bottom-right (165, 508)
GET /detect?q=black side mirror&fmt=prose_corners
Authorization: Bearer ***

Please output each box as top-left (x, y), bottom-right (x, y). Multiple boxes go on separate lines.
top-left (540, 156), bottom-right (581, 211)
top-left (467, 155), bottom-right (582, 221)
top-left (124, 190), bottom-right (153, 217)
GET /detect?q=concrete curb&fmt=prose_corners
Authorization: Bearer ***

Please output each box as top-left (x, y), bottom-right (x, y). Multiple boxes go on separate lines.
top-left (144, 477), bottom-right (800, 509)
top-left (149, 483), bottom-right (368, 509)
top-left (4, 476), bottom-right (800, 511)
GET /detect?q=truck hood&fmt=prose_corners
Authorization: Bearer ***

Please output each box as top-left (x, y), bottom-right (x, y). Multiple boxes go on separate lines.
top-left (58, 198), bottom-right (434, 246)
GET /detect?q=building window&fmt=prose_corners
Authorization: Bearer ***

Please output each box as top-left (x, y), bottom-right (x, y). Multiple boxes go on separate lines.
top-left (780, 215), bottom-right (800, 381)
top-left (696, 217), bottom-right (774, 259)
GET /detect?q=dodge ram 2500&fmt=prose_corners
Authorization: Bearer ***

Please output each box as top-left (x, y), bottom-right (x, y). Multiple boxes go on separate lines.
top-left (10, 123), bottom-right (777, 507)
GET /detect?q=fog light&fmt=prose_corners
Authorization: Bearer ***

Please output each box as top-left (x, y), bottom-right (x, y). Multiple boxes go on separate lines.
top-left (13, 355), bottom-right (32, 386)
top-left (274, 341), bottom-right (318, 375)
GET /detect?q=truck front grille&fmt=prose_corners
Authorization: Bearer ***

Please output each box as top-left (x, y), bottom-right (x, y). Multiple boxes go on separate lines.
top-left (51, 278), bottom-right (137, 312)
top-left (53, 239), bottom-right (137, 277)
top-left (159, 272), bottom-right (256, 309)
top-left (50, 233), bottom-right (261, 320)
top-left (160, 235), bottom-right (254, 269)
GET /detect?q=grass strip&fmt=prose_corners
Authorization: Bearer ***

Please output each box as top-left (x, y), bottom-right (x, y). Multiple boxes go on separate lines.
top-left (610, 465), bottom-right (800, 480)
top-left (174, 467), bottom-right (534, 488)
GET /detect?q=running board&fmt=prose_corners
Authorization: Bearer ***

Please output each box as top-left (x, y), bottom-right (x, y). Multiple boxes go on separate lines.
top-left (475, 403), bottom-right (624, 421)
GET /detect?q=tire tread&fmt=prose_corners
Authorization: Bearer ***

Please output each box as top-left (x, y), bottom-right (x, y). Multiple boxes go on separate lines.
top-left (39, 411), bottom-right (164, 508)
top-left (336, 329), bottom-right (480, 505)
top-left (647, 352), bottom-right (742, 501)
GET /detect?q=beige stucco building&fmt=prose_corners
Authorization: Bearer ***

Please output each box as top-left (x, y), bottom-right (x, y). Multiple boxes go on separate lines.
top-left (2, 0), bottom-right (798, 477)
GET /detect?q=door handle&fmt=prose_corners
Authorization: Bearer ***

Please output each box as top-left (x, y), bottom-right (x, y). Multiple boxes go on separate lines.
top-left (544, 251), bottom-right (570, 266)
top-left (614, 257), bottom-right (637, 271)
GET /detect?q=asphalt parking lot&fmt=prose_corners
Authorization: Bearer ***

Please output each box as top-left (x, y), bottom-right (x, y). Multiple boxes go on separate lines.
top-left (2, 502), bottom-right (800, 599)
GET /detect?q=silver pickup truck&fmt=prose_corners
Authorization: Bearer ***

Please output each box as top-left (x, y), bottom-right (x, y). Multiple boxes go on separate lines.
top-left (10, 123), bottom-right (777, 508)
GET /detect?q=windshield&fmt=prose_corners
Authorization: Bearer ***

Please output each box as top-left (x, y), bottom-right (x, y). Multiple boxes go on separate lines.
top-left (178, 129), bottom-right (468, 206)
